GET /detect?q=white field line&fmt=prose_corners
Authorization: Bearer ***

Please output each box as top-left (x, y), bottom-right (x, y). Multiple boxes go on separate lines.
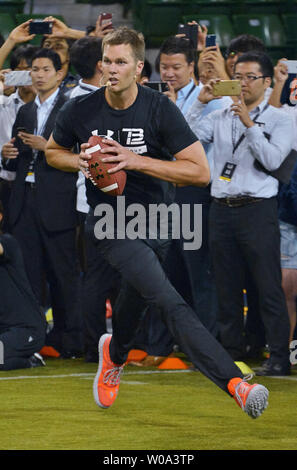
top-left (0, 369), bottom-right (295, 381)
top-left (0, 369), bottom-right (192, 381)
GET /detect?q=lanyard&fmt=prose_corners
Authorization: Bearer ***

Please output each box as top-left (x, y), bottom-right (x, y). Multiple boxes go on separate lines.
top-left (179, 82), bottom-right (196, 111)
top-left (231, 102), bottom-right (270, 158)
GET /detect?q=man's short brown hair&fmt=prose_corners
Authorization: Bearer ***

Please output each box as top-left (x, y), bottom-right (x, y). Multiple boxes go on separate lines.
top-left (102, 27), bottom-right (145, 63)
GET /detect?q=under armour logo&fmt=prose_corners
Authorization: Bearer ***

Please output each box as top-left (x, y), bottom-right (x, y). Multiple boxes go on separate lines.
top-left (106, 130), bottom-right (115, 139)
top-left (90, 162), bottom-right (104, 179)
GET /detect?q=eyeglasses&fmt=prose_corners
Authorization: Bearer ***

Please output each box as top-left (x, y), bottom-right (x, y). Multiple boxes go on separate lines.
top-left (232, 74), bottom-right (267, 83)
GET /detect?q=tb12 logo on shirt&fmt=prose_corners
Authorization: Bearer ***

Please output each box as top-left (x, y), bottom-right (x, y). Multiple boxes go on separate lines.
top-left (107, 128), bottom-right (147, 154)
top-left (123, 128), bottom-right (147, 154)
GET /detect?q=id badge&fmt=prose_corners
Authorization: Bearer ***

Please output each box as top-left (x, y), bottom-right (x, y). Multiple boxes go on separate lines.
top-left (25, 171), bottom-right (35, 183)
top-left (219, 162), bottom-right (237, 182)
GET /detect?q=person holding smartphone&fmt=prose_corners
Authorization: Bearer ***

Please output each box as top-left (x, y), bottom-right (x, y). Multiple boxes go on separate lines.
top-left (41, 14), bottom-right (113, 97)
top-left (0, 42), bottom-right (38, 232)
top-left (186, 51), bottom-right (294, 376)
top-left (1, 48), bottom-right (82, 359)
top-left (199, 33), bottom-right (267, 83)
top-left (143, 36), bottom-right (225, 359)
top-left (156, 35), bottom-right (202, 113)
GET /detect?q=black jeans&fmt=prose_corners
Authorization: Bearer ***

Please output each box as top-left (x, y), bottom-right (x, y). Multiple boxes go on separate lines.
top-left (209, 197), bottom-right (290, 364)
top-left (85, 211), bottom-right (243, 395)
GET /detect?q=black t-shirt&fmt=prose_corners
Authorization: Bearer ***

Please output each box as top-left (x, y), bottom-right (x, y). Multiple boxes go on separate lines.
top-left (0, 234), bottom-right (46, 331)
top-left (52, 84), bottom-right (198, 212)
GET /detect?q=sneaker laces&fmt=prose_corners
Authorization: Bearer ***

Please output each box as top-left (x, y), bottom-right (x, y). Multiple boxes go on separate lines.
top-left (243, 373), bottom-right (254, 381)
top-left (234, 374), bottom-right (256, 410)
top-left (103, 365), bottom-right (124, 386)
top-left (234, 381), bottom-right (250, 409)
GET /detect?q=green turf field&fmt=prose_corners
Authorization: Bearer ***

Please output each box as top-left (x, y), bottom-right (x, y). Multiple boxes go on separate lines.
top-left (0, 358), bottom-right (296, 450)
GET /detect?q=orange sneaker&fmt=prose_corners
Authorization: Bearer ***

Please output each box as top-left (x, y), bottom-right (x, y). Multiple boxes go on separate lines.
top-left (228, 377), bottom-right (269, 419)
top-left (93, 334), bottom-right (125, 409)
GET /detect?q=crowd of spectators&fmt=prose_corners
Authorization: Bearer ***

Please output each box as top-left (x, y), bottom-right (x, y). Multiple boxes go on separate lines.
top-left (0, 12), bottom-right (296, 375)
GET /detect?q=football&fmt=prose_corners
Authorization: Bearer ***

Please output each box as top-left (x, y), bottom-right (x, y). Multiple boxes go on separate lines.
top-left (86, 134), bottom-right (127, 196)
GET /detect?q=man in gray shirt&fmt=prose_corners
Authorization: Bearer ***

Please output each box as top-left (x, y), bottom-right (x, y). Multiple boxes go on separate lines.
top-left (186, 51), bottom-right (294, 376)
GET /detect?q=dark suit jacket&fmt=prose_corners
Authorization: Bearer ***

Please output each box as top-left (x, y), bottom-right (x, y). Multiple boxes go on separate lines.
top-left (5, 91), bottom-right (78, 232)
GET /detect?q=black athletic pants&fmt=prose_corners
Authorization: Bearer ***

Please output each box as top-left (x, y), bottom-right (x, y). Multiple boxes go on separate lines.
top-left (0, 326), bottom-right (45, 371)
top-left (209, 197), bottom-right (290, 365)
top-left (82, 215), bottom-right (121, 359)
top-left (85, 211), bottom-right (243, 395)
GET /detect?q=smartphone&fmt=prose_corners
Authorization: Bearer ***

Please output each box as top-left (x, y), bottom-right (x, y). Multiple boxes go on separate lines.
top-left (205, 34), bottom-right (216, 48)
top-left (17, 127), bottom-right (28, 133)
top-left (144, 82), bottom-right (169, 92)
top-left (100, 13), bottom-right (113, 29)
top-left (213, 80), bottom-right (241, 96)
top-left (178, 23), bottom-right (187, 35)
top-left (4, 71), bottom-right (32, 86)
top-left (29, 20), bottom-right (53, 35)
top-left (177, 23), bottom-right (198, 50)
top-left (280, 60), bottom-right (297, 74)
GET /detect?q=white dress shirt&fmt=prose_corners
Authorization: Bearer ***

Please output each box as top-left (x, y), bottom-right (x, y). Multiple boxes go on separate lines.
top-left (25, 88), bottom-right (60, 183)
top-left (34, 87), bottom-right (60, 135)
top-left (0, 89), bottom-right (25, 181)
top-left (176, 79), bottom-right (202, 115)
top-left (186, 97), bottom-right (294, 198)
top-left (186, 94), bottom-right (232, 178)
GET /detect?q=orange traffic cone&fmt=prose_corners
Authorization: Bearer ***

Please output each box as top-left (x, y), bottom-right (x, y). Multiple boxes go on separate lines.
top-left (39, 346), bottom-right (60, 358)
top-left (127, 349), bottom-right (148, 363)
top-left (158, 357), bottom-right (189, 370)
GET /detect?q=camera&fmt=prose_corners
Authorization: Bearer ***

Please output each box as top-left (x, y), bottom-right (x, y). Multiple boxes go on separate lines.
top-left (29, 20), bottom-right (53, 35)
top-left (144, 82), bottom-right (169, 93)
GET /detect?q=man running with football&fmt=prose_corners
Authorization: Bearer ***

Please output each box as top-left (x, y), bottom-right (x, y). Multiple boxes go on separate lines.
top-left (45, 27), bottom-right (269, 419)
